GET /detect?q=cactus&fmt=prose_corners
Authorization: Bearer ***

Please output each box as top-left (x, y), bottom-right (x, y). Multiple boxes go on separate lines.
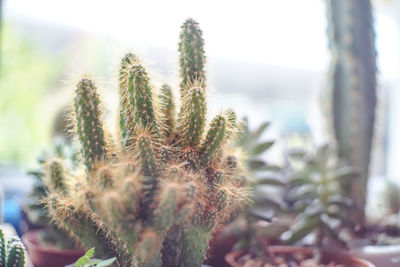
top-left (325, 0), bottom-right (377, 224)
top-left (0, 227), bottom-right (26, 267)
top-left (44, 18), bottom-right (249, 267)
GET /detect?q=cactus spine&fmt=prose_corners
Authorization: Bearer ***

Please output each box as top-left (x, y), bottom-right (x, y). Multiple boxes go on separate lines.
top-left (0, 228), bottom-right (26, 267)
top-left (325, 0), bottom-right (376, 223)
top-left (44, 18), bottom-right (248, 267)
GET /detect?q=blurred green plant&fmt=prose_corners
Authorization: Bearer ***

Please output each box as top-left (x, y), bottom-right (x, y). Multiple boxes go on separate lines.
top-left (233, 119), bottom-right (291, 253)
top-left (23, 137), bottom-right (78, 249)
top-left (0, 24), bottom-right (63, 166)
top-left (284, 144), bottom-right (356, 260)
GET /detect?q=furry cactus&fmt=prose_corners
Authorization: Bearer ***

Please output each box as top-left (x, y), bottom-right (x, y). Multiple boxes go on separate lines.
top-left (44, 18), bottom-right (248, 267)
top-left (0, 227), bottom-right (25, 267)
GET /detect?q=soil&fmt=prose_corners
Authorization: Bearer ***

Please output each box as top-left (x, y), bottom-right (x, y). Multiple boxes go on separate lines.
top-left (236, 252), bottom-right (344, 267)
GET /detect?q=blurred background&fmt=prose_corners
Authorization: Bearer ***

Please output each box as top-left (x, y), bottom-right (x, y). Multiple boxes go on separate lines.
top-left (0, 0), bottom-right (399, 230)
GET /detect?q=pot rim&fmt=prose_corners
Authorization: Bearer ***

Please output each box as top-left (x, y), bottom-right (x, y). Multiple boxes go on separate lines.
top-left (22, 229), bottom-right (86, 256)
top-left (225, 246), bottom-right (376, 267)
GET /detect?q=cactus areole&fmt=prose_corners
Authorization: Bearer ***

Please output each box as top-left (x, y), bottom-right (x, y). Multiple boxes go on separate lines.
top-left (44, 18), bottom-right (249, 267)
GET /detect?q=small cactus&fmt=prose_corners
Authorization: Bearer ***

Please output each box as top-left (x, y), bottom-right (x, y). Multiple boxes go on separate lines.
top-left (0, 227), bottom-right (25, 267)
top-left (44, 18), bottom-right (249, 267)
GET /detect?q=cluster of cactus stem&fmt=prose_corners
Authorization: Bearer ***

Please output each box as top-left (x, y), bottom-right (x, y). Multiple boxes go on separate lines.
top-left (324, 0), bottom-right (376, 224)
top-left (0, 227), bottom-right (25, 267)
top-left (44, 18), bottom-right (248, 267)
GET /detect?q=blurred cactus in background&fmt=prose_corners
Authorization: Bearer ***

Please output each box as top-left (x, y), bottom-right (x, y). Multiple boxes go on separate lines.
top-left (0, 227), bottom-right (26, 267)
top-left (23, 137), bottom-right (78, 249)
top-left (43, 18), bottom-right (249, 267)
top-left (325, 0), bottom-right (377, 224)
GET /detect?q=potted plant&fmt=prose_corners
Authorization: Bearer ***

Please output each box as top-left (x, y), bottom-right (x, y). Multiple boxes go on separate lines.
top-left (348, 181), bottom-right (400, 266)
top-left (40, 18), bottom-right (250, 267)
top-left (225, 144), bottom-right (375, 266)
top-left (21, 138), bottom-right (86, 267)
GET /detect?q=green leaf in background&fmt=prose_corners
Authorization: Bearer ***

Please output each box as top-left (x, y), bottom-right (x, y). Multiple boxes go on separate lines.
top-left (250, 141), bottom-right (274, 156)
top-left (75, 248), bottom-right (95, 266)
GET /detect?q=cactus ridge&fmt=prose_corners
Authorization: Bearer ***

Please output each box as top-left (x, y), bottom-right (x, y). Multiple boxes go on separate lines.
top-left (0, 228), bottom-right (26, 267)
top-left (44, 18), bottom-right (248, 267)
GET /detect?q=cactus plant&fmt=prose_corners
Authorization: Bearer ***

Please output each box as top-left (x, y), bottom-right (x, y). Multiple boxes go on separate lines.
top-left (0, 227), bottom-right (26, 267)
top-left (325, 0), bottom-right (377, 224)
top-left (24, 137), bottom-right (78, 249)
top-left (43, 18), bottom-right (249, 267)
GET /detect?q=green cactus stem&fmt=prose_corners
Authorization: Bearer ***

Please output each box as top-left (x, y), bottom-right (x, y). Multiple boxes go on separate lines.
top-left (179, 18), bottom-right (206, 94)
top-left (0, 228), bottom-right (26, 267)
top-left (74, 78), bottom-right (107, 172)
top-left (325, 0), bottom-right (376, 224)
top-left (159, 84), bottom-right (176, 137)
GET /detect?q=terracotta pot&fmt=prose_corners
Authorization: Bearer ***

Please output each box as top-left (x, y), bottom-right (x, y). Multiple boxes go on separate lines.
top-left (225, 246), bottom-right (375, 267)
top-left (22, 230), bottom-right (86, 267)
top-left (350, 244), bottom-right (400, 267)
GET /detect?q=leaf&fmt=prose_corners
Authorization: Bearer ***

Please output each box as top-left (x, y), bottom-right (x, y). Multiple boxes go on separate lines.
top-left (332, 166), bottom-right (357, 182)
top-left (75, 248), bottom-right (95, 266)
top-left (96, 258), bottom-right (117, 267)
top-left (257, 177), bottom-right (286, 187)
top-left (327, 195), bottom-right (353, 208)
top-left (248, 159), bottom-right (267, 170)
top-left (250, 141), bottom-right (274, 156)
top-left (286, 216), bottom-right (319, 244)
top-left (288, 149), bottom-right (306, 160)
top-left (250, 122), bottom-right (270, 141)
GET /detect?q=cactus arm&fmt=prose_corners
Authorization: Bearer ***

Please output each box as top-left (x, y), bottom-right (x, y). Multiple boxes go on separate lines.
top-left (201, 115), bottom-right (226, 166)
top-left (119, 53), bottom-right (138, 148)
top-left (136, 134), bottom-right (158, 220)
top-left (159, 84), bottom-right (176, 137)
top-left (179, 18), bottom-right (206, 94)
top-left (74, 78), bottom-right (107, 171)
top-left (178, 85), bottom-right (206, 147)
top-left (6, 238), bottom-right (25, 267)
top-left (48, 160), bottom-right (68, 193)
top-left (129, 65), bottom-right (159, 135)
top-left (181, 225), bottom-right (213, 267)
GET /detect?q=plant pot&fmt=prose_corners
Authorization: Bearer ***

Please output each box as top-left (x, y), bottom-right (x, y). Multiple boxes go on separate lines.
top-left (350, 244), bottom-right (400, 267)
top-left (225, 246), bottom-right (375, 267)
top-left (22, 230), bottom-right (86, 267)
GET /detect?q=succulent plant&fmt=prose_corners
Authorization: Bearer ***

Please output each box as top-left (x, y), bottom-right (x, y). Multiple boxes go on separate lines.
top-left (324, 0), bottom-right (377, 224)
top-left (43, 18), bottom-right (249, 267)
top-left (24, 137), bottom-right (78, 249)
top-left (0, 227), bottom-right (25, 267)
top-left (284, 144), bottom-right (356, 258)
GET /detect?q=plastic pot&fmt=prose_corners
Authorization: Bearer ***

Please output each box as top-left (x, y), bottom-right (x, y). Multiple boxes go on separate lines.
top-left (22, 229), bottom-right (85, 267)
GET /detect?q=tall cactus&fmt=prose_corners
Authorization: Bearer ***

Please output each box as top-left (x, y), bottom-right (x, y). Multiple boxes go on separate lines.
top-left (0, 227), bottom-right (26, 267)
top-left (325, 0), bottom-right (377, 224)
top-left (44, 18), bottom-right (249, 267)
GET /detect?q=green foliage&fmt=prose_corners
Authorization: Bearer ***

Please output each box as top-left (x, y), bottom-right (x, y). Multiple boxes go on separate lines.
top-left (0, 24), bottom-right (64, 165)
top-left (285, 144), bottom-right (356, 248)
top-left (0, 227), bottom-right (26, 267)
top-left (75, 248), bottom-right (116, 267)
top-left (44, 18), bottom-right (248, 267)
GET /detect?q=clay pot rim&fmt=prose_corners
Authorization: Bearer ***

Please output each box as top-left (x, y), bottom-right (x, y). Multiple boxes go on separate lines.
top-left (225, 246), bottom-right (376, 267)
top-left (22, 229), bottom-right (86, 256)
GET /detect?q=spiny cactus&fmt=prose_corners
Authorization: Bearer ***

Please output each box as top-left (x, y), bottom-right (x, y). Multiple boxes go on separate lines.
top-left (44, 18), bottom-right (249, 267)
top-left (324, 0), bottom-right (377, 224)
top-left (0, 227), bottom-right (25, 267)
